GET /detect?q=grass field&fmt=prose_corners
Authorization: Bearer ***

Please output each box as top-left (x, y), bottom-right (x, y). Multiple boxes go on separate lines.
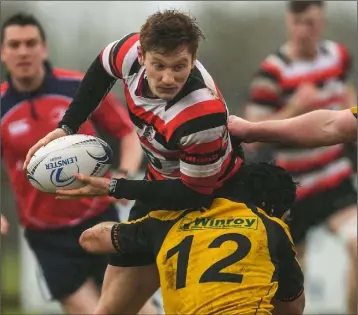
top-left (1, 250), bottom-right (36, 315)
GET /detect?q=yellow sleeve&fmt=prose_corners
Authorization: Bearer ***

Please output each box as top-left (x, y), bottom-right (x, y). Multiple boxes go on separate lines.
top-left (351, 106), bottom-right (357, 118)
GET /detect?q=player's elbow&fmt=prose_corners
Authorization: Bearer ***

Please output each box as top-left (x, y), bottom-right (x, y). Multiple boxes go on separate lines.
top-left (323, 109), bottom-right (356, 144)
top-left (273, 291), bottom-right (305, 315)
top-left (79, 222), bottom-right (118, 254)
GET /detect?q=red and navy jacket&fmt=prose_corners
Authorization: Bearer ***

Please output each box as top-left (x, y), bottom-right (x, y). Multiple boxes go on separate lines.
top-left (1, 62), bottom-right (133, 230)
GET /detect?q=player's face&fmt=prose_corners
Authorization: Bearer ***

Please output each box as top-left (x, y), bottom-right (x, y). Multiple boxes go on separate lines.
top-left (286, 6), bottom-right (325, 57)
top-left (1, 25), bottom-right (48, 80)
top-left (141, 46), bottom-right (195, 101)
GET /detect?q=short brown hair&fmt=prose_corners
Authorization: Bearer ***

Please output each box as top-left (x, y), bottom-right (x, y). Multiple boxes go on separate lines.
top-left (139, 9), bottom-right (205, 56)
top-left (288, 1), bottom-right (324, 13)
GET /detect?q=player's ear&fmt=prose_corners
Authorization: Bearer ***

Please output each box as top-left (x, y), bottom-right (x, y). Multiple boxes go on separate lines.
top-left (137, 46), bottom-right (144, 65)
top-left (0, 43), bottom-right (6, 63)
top-left (191, 50), bottom-right (198, 69)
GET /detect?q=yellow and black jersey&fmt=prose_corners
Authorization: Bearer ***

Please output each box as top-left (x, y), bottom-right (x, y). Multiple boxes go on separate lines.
top-left (112, 198), bottom-right (304, 315)
top-left (351, 106), bottom-right (357, 119)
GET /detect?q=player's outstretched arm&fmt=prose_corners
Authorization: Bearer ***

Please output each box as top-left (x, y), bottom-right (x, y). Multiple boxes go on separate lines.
top-left (229, 108), bottom-right (357, 147)
top-left (55, 172), bottom-right (212, 210)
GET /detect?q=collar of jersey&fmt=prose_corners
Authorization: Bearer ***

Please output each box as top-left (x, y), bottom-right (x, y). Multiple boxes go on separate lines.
top-left (7, 61), bottom-right (55, 98)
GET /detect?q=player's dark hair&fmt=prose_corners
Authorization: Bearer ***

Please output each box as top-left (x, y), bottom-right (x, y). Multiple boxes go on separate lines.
top-left (288, 1), bottom-right (324, 14)
top-left (1, 13), bottom-right (46, 44)
top-left (140, 9), bottom-right (205, 56)
top-left (228, 162), bottom-right (297, 218)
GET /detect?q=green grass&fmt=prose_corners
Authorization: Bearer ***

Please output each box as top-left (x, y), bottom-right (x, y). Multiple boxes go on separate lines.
top-left (2, 249), bottom-right (20, 296)
top-left (1, 250), bottom-right (54, 315)
top-left (1, 250), bottom-right (33, 315)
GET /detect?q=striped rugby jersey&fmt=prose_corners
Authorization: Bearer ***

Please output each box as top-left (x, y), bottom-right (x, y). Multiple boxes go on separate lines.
top-left (100, 33), bottom-right (243, 195)
top-left (246, 40), bottom-right (354, 200)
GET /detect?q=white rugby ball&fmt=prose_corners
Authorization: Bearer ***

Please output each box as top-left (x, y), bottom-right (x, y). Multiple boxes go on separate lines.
top-left (26, 134), bottom-right (113, 193)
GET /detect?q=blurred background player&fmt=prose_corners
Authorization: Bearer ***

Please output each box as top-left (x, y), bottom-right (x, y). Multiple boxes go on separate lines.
top-left (78, 162), bottom-right (305, 315)
top-left (243, 1), bottom-right (357, 313)
top-left (1, 214), bottom-right (9, 235)
top-left (0, 13), bottom-right (155, 315)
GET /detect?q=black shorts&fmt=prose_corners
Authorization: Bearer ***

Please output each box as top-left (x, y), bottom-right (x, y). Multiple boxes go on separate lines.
top-left (288, 178), bottom-right (357, 245)
top-left (24, 205), bottom-right (119, 301)
top-left (109, 200), bottom-right (155, 267)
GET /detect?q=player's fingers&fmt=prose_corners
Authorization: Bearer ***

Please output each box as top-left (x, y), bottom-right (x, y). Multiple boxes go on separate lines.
top-left (55, 195), bottom-right (79, 200)
top-left (23, 139), bottom-right (47, 170)
top-left (75, 173), bottom-right (93, 184)
top-left (56, 186), bottom-right (88, 196)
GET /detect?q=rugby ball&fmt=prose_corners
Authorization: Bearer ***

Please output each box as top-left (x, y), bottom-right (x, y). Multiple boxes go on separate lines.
top-left (26, 134), bottom-right (113, 193)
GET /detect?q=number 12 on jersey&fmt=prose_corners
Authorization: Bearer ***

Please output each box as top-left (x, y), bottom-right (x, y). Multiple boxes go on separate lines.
top-left (166, 233), bottom-right (251, 289)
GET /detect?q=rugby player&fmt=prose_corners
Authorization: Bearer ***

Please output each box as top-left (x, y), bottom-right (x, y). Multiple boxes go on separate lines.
top-left (23, 10), bottom-right (245, 314)
top-left (241, 1), bottom-right (357, 313)
top-left (1, 214), bottom-right (9, 235)
top-left (79, 162), bottom-right (305, 315)
top-left (228, 106), bottom-right (357, 146)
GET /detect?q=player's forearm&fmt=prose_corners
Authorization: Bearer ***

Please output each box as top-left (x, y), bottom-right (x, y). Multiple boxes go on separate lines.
top-left (247, 110), bottom-right (349, 147)
top-left (109, 178), bottom-right (213, 209)
top-left (118, 130), bottom-right (143, 174)
top-left (246, 104), bottom-right (297, 123)
top-left (58, 55), bottom-right (116, 133)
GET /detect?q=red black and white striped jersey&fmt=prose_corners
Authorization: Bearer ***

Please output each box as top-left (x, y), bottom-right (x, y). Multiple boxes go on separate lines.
top-left (100, 33), bottom-right (243, 195)
top-left (246, 40), bottom-right (354, 200)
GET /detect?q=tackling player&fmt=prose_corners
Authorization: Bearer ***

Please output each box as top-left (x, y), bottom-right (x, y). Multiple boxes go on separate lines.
top-left (23, 10), bottom-right (245, 314)
top-left (228, 106), bottom-right (357, 147)
top-left (79, 162), bottom-right (305, 315)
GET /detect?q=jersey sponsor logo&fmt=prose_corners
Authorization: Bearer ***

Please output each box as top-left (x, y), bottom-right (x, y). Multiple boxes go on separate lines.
top-left (178, 216), bottom-right (258, 231)
top-left (180, 153), bottom-right (220, 164)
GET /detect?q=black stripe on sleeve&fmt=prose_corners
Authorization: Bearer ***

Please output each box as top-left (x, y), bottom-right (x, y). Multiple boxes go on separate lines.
top-left (58, 55), bottom-right (116, 133)
top-left (168, 112), bottom-right (227, 147)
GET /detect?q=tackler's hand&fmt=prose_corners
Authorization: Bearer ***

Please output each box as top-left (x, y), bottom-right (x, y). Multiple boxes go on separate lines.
top-left (56, 173), bottom-right (111, 200)
top-left (228, 115), bottom-right (254, 142)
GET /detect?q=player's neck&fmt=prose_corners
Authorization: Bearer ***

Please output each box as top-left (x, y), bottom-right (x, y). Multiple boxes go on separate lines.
top-left (11, 66), bottom-right (46, 93)
top-left (286, 41), bottom-right (319, 61)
